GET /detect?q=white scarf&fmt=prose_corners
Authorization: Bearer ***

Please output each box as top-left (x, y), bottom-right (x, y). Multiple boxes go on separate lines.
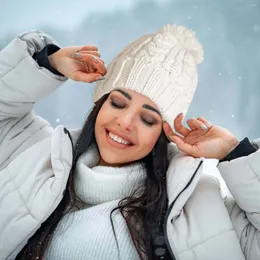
top-left (75, 144), bottom-right (147, 205)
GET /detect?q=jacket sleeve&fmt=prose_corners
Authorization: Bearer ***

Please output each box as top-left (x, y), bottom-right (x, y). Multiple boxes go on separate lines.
top-left (218, 140), bottom-right (260, 259)
top-left (220, 138), bottom-right (257, 162)
top-left (0, 30), bottom-right (67, 168)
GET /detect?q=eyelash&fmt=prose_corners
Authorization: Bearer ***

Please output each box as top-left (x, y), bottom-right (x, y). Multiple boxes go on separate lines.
top-left (110, 101), bottom-right (155, 127)
top-left (110, 100), bottom-right (124, 109)
top-left (141, 119), bottom-right (154, 126)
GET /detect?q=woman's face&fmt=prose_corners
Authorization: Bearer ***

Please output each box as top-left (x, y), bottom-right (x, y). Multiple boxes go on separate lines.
top-left (95, 89), bottom-right (163, 166)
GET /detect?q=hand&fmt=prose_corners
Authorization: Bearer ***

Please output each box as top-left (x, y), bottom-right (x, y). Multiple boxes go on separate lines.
top-left (48, 45), bottom-right (107, 83)
top-left (163, 114), bottom-right (239, 159)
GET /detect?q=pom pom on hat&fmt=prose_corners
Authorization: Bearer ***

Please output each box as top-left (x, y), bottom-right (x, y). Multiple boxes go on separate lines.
top-left (158, 24), bottom-right (204, 64)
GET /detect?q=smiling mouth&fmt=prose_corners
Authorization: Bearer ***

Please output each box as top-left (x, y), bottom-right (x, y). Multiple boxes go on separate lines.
top-left (105, 129), bottom-right (133, 147)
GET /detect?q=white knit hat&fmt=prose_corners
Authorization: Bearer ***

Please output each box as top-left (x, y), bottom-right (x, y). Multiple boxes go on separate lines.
top-left (92, 24), bottom-right (204, 125)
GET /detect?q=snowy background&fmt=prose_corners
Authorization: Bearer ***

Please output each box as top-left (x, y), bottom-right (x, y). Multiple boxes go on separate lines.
top-left (1, 0), bottom-right (260, 140)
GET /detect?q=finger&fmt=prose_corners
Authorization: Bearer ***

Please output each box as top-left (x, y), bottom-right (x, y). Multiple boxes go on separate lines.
top-left (186, 118), bottom-right (208, 131)
top-left (80, 45), bottom-right (98, 51)
top-left (186, 118), bottom-right (198, 130)
top-left (72, 71), bottom-right (105, 83)
top-left (163, 122), bottom-right (183, 143)
top-left (90, 56), bottom-right (107, 75)
top-left (73, 53), bottom-right (107, 75)
top-left (170, 135), bottom-right (199, 156)
top-left (88, 54), bottom-right (105, 64)
top-left (97, 57), bottom-right (105, 64)
top-left (78, 51), bottom-right (105, 63)
top-left (163, 122), bottom-right (175, 138)
top-left (197, 117), bottom-right (212, 129)
top-left (174, 113), bottom-right (190, 137)
top-left (78, 50), bottom-right (101, 58)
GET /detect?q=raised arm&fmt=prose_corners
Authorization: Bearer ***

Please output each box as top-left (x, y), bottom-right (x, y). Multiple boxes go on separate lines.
top-left (0, 30), bottom-right (68, 168)
top-left (0, 30), bottom-right (67, 122)
top-left (164, 115), bottom-right (260, 259)
top-left (0, 30), bottom-right (106, 168)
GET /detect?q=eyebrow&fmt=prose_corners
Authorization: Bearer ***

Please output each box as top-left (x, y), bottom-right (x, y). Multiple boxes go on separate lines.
top-left (114, 89), bottom-right (161, 116)
top-left (115, 89), bottom-right (132, 100)
top-left (143, 104), bottom-right (161, 116)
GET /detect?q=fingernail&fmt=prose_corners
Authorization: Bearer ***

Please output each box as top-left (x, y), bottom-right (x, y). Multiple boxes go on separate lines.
top-left (96, 76), bottom-right (106, 81)
top-left (72, 53), bottom-right (81, 58)
top-left (201, 124), bottom-right (208, 130)
top-left (92, 56), bottom-right (99, 63)
top-left (178, 113), bottom-right (184, 117)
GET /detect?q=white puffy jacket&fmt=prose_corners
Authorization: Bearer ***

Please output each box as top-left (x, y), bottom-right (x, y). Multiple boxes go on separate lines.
top-left (0, 31), bottom-right (260, 260)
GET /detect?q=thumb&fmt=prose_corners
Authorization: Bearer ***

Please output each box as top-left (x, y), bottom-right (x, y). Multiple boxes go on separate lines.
top-left (170, 135), bottom-right (196, 156)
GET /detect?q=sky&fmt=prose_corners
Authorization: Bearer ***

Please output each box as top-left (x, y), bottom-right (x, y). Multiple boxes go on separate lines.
top-left (1, 0), bottom-right (169, 34)
top-left (1, 0), bottom-right (132, 32)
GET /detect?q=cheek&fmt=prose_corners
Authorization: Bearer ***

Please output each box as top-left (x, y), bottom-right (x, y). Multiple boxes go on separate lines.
top-left (95, 103), bottom-right (111, 130)
top-left (95, 104), bottom-right (109, 140)
top-left (139, 126), bottom-right (161, 151)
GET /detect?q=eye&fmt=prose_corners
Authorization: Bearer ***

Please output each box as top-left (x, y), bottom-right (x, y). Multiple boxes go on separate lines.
top-left (110, 97), bottom-right (125, 109)
top-left (141, 115), bottom-right (156, 126)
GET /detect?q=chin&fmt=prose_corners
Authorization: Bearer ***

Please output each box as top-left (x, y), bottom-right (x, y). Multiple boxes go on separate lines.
top-left (99, 151), bottom-right (134, 167)
top-left (105, 156), bottom-right (129, 165)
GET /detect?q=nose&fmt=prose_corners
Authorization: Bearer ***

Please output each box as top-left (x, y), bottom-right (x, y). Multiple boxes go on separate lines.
top-left (116, 113), bottom-right (135, 132)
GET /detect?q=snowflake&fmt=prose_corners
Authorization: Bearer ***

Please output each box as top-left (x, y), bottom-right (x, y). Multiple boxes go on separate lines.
top-left (56, 118), bottom-right (61, 123)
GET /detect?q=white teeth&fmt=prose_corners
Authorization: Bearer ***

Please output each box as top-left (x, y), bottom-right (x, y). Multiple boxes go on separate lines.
top-left (108, 132), bottom-right (131, 145)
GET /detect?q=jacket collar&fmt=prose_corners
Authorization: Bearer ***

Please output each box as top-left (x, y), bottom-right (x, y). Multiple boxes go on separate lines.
top-left (166, 151), bottom-right (204, 216)
top-left (64, 128), bottom-right (217, 216)
top-left (166, 143), bottom-right (219, 216)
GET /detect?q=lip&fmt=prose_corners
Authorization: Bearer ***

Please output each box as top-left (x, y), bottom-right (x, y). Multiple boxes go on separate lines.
top-left (105, 127), bottom-right (135, 145)
top-left (105, 130), bottom-right (133, 150)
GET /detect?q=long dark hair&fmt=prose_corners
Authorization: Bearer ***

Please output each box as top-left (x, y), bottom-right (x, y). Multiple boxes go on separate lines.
top-left (16, 93), bottom-right (170, 260)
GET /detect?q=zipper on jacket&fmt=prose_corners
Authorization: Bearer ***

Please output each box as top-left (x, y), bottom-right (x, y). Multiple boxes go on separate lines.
top-left (163, 160), bottom-right (203, 260)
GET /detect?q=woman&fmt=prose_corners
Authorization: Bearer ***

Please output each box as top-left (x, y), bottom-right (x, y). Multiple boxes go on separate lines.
top-left (0, 25), bottom-right (259, 260)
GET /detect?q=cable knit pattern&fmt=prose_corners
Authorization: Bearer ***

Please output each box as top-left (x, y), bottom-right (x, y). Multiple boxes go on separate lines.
top-left (44, 144), bottom-right (146, 260)
top-left (93, 24), bottom-right (204, 126)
